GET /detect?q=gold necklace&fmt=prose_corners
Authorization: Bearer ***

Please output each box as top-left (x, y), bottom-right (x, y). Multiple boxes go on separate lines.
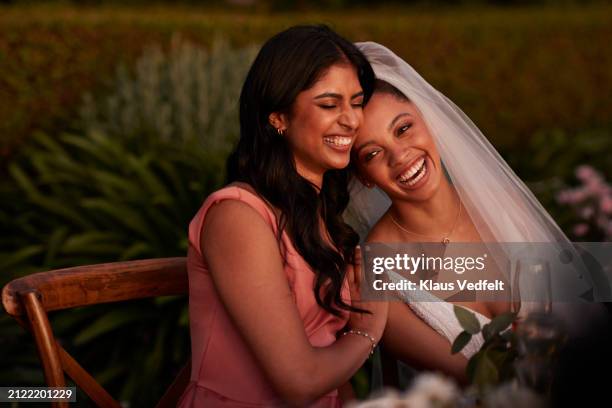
top-left (389, 199), bottom-right (462, 245)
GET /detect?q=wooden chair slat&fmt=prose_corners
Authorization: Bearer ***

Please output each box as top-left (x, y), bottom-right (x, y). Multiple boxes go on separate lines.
top-left (58, 346), bottom-right (121, 408)
top-left (2, 258), bottom-right (188, 315)
top-left (22, 292), bottom-right (66, 387)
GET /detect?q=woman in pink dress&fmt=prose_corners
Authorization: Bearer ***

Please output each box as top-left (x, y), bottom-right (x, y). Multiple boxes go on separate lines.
top-left (177, 25), bottom-right (388, 407)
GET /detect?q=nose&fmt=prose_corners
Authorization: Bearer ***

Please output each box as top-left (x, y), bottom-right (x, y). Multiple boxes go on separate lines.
top-left (338, 105), bottom-right (360, 131)
top-left (388, 143), bottom-right (408, 168)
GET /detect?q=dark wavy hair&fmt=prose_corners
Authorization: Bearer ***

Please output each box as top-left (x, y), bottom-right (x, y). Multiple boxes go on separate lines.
top-left (226, 25), bottom-right (375, 316)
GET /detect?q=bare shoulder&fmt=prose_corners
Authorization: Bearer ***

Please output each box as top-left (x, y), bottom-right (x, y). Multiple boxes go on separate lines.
top-left (199, 197), bottom-right (288, 290)
top-left (201, 198), bottom-right (276, 251)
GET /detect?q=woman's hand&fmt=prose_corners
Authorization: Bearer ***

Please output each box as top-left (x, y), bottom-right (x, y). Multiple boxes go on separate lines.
top-left (347, 246), bottom-right (388, 341)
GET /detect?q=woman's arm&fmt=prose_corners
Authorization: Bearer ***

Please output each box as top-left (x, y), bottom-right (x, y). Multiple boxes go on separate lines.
top-left (382, 301), bottom-right (469, 384)
top-left (201, 200), bottom-right (386, 406)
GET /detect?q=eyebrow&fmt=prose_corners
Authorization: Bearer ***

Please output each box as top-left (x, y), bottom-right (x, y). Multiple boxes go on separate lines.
top-left (314, 91), bottom-right (364, 100)
top-left (388, 112), bottom-right (412, 132)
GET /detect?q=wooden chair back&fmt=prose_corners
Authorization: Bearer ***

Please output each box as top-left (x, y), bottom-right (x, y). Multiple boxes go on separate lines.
top-left (1, 257), bottom-right (191, 408)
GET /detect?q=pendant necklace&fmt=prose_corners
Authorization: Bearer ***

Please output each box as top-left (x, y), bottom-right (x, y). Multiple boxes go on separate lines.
top-left (389, 197), bottom-right (462, 245)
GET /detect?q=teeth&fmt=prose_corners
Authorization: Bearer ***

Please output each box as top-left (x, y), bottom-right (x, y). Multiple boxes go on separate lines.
top-left (398, 157), bottom-right (426, 182)
top-left (405, 161), bottom-right (427, 186)
top-left (323, 136), bottom-right (352, 147)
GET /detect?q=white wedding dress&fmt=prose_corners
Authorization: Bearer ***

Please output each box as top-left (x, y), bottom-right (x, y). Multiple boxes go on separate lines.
top-left (387, 271), bottom-right (490, 359)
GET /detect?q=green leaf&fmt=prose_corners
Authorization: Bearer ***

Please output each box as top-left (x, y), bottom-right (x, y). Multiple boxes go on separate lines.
top-left (178, 305), bottom-right (189, 327)
top-left (487, 312), bottom-right (517, 336)
top-left (96, 364), bottom-right (126, 386)
top-left (153, 295), bottom-right (183, 306)
top-left (0, 245), bottom-right (44, 272)
top-left (9, 163), bottom-right (41, 199)
top-left (473, 350), bottom-right (499, 389)
top-left (80, 198), bottom-right (154, 239)
top-left (482, 323), bottom-right (494, 342)
top-left (43, 226), bottom-right (70, 266)
top-left (74, 309), bottom-right (147, 345)
top-left (61, 231), bottom-right (124, 255)
top-left (501, 329), bottom-right (516, 343)
top-left (30, 195), bottom-right (94, 229)
top-left (51, 308), bottom-right (99, 334)
top-left (34, 132), bottom-right (70, 159)
top-left (61, 133), bottom-right (119, 168)
top-left (119, 242), bottom-right (152, 260)
top-left (126, 155), bottom-right (172, 204)
top-left (89, 168), bottom-right (142, 198)
top-left (453, 305), bottom-right (481, 334)
top-left (466, 350), bottom-right (482, 383)
top-left (451, 330), bottom-right (472, 354)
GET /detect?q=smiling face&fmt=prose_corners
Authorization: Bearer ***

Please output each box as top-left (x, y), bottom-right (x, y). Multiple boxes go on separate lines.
top-left (353, 91), bottom-right (443, 202)
top-left (271, 63), bottom-right (365, 185)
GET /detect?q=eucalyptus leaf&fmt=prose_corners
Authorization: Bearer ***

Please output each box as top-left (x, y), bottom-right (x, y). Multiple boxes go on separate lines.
top-left (454, 305), bottom-right (481, 335)
top-left (451, 330), bottom-right (472, 354)
top-left (482, 323), bottom-right (494, 342)
top-left (488, 312), bottom-right (517, 336)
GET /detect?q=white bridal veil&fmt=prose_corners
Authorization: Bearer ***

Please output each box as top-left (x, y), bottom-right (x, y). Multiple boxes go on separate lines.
top-left (348, 42), bottom-right (602, 331)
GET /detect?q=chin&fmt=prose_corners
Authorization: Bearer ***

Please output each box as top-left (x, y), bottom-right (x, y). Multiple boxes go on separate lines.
top-left (323, 155), bottom-right (351, 171)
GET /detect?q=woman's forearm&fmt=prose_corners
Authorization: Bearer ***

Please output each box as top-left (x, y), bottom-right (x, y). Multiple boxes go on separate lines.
top-left (283, 334), bottom-right (374, 406)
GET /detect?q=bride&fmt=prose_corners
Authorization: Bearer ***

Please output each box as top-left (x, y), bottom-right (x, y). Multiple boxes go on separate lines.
top-left (346, 41), bottom-right (599, 383)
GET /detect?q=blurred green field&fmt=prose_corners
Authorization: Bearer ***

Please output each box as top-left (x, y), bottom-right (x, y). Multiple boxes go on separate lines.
top-left (1, 4), bottom-right (611, 157)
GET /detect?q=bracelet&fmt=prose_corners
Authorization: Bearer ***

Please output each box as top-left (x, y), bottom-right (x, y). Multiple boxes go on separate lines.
top-left (342, 329), bottom-right (377, 356)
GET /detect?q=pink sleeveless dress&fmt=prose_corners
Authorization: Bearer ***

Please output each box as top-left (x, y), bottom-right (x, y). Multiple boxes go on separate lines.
top-left (177, 186), bottom-right (350, 407)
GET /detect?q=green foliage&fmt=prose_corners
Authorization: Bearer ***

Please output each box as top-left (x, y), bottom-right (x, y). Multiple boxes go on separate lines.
top-left (80, 36), bottom-right (258, 151)
top-left (3, 131), bottom-right (224, 279)
top-left (1, 129), bottom-right (221, 405)
top-left (452, 306), bottom-right (518, 391)
top-left (0, 39), bottom-right (255, 406)
top-left (1, 5), bottom-right (611, 156)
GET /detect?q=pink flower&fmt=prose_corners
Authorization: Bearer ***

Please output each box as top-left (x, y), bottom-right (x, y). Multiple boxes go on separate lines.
top-left (571, 189), bottom-right (588, 203)
top-left (556, 190), bottom-right (573, 204)
top-left (573, 223), bottom-right (589, 237)
top-left (556, 188), bottom-right (588, 205)
top-left (601, 196), bottom-right (612, 214)
top-left (576, 165), bottom-right (598, 182)
top-left (580, 206), bottom-right (595, 219)
top-left (586, 180), bottom-right (607, 197)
